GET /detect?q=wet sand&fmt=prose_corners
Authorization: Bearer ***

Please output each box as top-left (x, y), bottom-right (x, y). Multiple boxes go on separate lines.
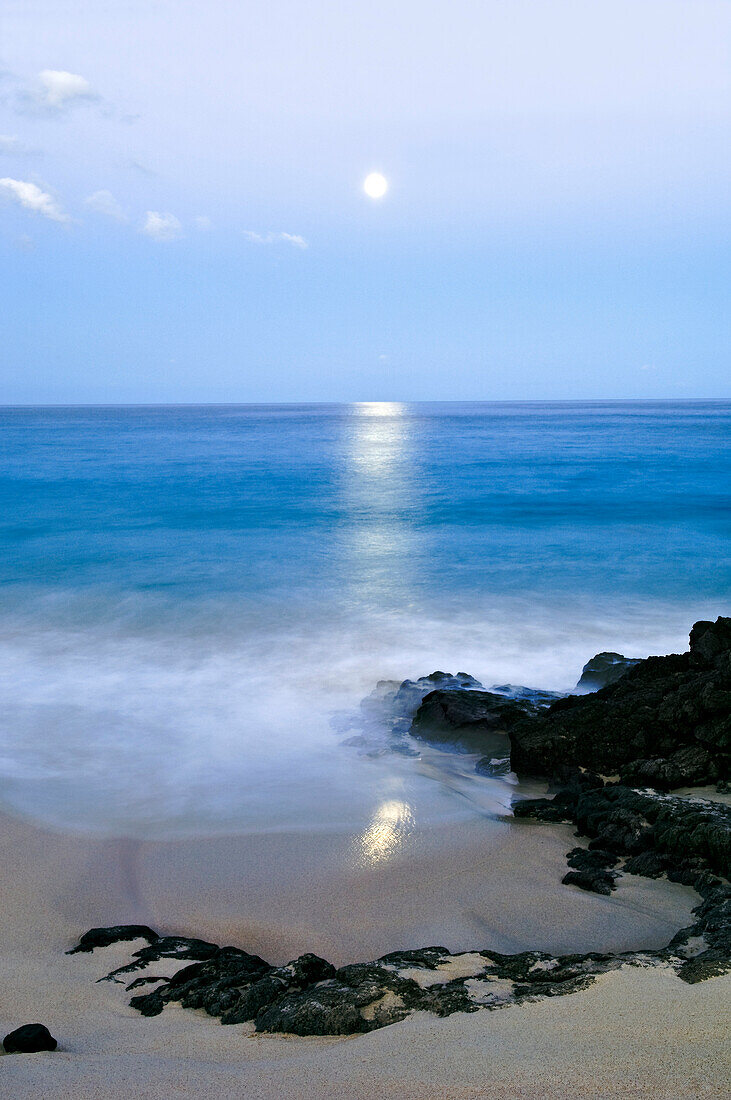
top-left (0, 806), bottom-right (700, 965)
top-left (2, 806), bottom-right (729, 1098)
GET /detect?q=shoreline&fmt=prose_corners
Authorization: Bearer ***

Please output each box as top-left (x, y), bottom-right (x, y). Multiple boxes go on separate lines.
top-left (2, 616), bottom-right (729, 1094)
top-left (0, 805), bottom-right (700, 966)
top-left (1, 804), bottom-right (729, 1098)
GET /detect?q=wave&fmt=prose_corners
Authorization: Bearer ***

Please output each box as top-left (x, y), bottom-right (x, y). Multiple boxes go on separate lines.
top-left (0, 585), bottom-right (721, 838)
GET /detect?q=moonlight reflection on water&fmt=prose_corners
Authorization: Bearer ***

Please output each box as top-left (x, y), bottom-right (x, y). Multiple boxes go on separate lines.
top-left (356, 799), bottom-right (416, 866)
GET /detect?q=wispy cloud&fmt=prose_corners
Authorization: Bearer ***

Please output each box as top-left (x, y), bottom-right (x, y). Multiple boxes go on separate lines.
top-left (141, 210), bottom-right (182, 241)
top-left (25, 69), bottom-right (98, 114)
top-left (85, 189), bottom-right (127, 222)
top-left (0, 177), bottom-right (69, 222)
top-left (280, 232), bottom-right (308, 249)
top-left (243, 230), bottom-right (308, 249)
top-left (194, 215), bottom-right (212, 230)
top-left (0, 134), bottom-right (39, 156)
top-left (127, 159), bottom-right (157, 177)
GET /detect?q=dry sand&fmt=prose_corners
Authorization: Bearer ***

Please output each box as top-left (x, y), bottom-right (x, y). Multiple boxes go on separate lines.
top-left (1, 808), bottom-right (729, 1099)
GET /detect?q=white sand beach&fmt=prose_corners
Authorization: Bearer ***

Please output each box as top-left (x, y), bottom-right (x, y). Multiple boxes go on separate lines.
top-left (2, 808), bottom-right (728, 1099)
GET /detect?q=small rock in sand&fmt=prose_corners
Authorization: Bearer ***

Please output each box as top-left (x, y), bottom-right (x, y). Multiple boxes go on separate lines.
top-left (3, 1023), bottom-right (58, 1053)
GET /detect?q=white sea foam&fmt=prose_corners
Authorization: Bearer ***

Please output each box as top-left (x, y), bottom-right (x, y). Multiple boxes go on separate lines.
top-left (0, 587), bottom-right (717, 838)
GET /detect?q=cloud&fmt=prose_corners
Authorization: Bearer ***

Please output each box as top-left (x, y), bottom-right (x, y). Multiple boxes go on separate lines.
top-left (194, 215), bottom-right (211, 230)
top-left (127, 159), bottom-right (157, 177)
top-left (30, 69), bottom-right (97, 112)
top-left (0, 134), bottom-right (38, 156)
top-left (243, 230), bottom-right (308, 249)
top-left (280, 232), bottom-right (308, 249)
top-left (141, 210), bottom-right (182, 241)
top-left (0, 177), bottom-right (69, 222)
top-left (85, 189), bottom-right (127, 221)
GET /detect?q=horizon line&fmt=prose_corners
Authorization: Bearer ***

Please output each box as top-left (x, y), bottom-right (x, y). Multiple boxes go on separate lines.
top-left (1, 397), bottom-right (730, 410)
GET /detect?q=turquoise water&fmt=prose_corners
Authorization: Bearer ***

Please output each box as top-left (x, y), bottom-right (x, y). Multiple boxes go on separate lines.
top-left (0, 401), bottom-right (728, 836)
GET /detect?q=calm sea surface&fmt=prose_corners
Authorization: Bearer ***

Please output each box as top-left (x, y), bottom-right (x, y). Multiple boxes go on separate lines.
top-left (0, 402), bottom-right (728, 837)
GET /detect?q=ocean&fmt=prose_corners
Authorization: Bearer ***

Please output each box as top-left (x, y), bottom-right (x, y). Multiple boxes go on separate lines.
top-left (0, 401), bottom-right (728, 839)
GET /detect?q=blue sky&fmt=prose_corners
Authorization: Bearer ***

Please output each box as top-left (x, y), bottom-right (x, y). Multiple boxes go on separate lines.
top-left (1, 0), bottom-right (729, 402)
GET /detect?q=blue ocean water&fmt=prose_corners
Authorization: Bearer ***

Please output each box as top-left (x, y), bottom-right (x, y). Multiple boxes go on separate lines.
top-left (0, 401), bottom-right (728, 837)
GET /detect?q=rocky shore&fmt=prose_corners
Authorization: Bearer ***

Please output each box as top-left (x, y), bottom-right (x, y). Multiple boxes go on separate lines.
top-left (63, 617), bottom-right (730, 1039)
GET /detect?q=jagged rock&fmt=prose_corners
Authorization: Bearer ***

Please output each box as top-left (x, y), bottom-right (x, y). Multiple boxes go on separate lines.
top-left (623, 851), bottom-right (669, 878)
top-left (66, 924), bottom-right (159, 953)
top-left (3, 1024), bottom-right (57, 1053)
top-left (346, 672), bottom-right (484, 756)
top-left (566, 847), bottom-right (618, 871)
top-left (669, 883), bottom-right (731, 982)
top-left (75, 783), bottom-right (731, 1035)
top-left (256, 961), bottom-right (433, 1035)
top-left (96, 936), bottom-right (226, 983)
top-left (410, 690), bottom-right (538, 752)
top-left (576, 652), bottom-right (641, 692)
top-left (363, 672), bottom-right (484, 728)
top-left (255, 980), bottom-right (375, 1035)
top-left (354, 673), bottom-right (561, 760)
top-left (223, 954), bottom-right (337, 1025)
top-left (489, 685), bottom-right (565, 706)
top-left (690, 619), bottom-right (731, 662)
top-left (516, 782), bottom-right (731, 897)
top-left (563, 844), bottom-right (620, 894)
top-left (513, 793), bottom-right (576, 823)
top-left (578, 788), bottom-right (731, 878)
top-left (509, 617), bottom-right (731, 784)
top-left (562, 869), bottom-right (616, 895)
top-left (126, 975), bottom-right (171, 991)
top-left (128, 949), bottom-right (330, 1024)
top-left (512, 770), bottom-right (603, 824)
top-left (619, 746), bottom-right (718, 790)
top-left (391, 672), bottom-right (483, 717)
top-left (80, 885), bottom-right (730, 1034)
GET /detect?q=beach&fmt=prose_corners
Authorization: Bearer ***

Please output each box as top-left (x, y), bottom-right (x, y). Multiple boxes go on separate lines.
top-left (1, 403), bottom-right (728, 1092)
top-left (1, 808), bottom-right (729, 1099)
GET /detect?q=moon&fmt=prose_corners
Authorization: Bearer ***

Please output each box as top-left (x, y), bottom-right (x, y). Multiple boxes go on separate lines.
top-left (363, 172), bottom-right (388, 199)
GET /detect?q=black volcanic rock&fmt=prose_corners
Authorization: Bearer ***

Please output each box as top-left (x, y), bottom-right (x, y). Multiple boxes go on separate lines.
top-left (410, 689), bottom-right (538, 752)
top-left (105, 938), bottom-right (262, 985)
top-left (623, 851), bottom-right (670, 878)
top-left (566, 847), bottom-right (619, 871)
top-left (80, 869), bottom-right (731, 1034)
top-left (489, 684), bottom-right (565, 706)
top-left (619, 746), bottom-right (718, 790)
top-left (509, 617), bottom-right (731, 785)
top-left (363, 671), bottom-right (484, 728)
top-left (562, 868), bottom-right (616, 895)
top-left (516, 784), bottom-right (730, 886)
top-left (390, 671), bottom-right (483, 718)
top-left (575, 652), bottom-right (641, 693)
top-left (66, 924), bottom-right (159, 954)
top-left (3, 1024), bottom-right (57, 1053)
top-left (128, 949), bottom-right (330, 1023)
top-left (348, 671), bottom-right (484, 755)
top-left (669, 883), bottom-right (731, 982)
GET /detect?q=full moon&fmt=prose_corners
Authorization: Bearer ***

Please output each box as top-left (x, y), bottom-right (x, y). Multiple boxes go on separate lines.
top-left (363, 172), bottom-right (388, 199)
